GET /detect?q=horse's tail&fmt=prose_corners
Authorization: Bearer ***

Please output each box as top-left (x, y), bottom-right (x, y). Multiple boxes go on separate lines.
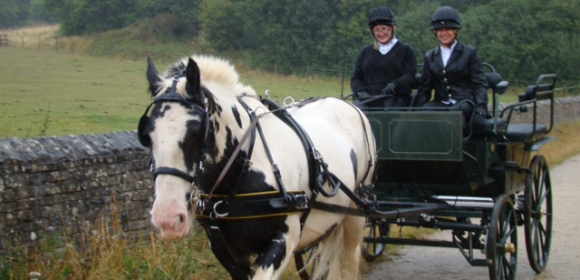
top-left (308, 207), bottom-right (365, 279)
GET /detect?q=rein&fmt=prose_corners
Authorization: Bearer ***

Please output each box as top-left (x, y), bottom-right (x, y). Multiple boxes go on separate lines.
top-left (199, 102), bottom-right (261, 212)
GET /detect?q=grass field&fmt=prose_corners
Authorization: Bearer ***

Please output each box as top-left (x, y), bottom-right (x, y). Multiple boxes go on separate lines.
top-left (0, 47), bottom-right (346, 138)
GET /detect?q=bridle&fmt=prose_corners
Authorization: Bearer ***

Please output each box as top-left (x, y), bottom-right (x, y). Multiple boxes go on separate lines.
top-left (137, 73), bottom-right (213, 188)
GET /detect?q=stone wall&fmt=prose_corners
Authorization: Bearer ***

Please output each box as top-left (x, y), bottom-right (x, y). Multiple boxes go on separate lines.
top-left (0, 97), bottom-right (579, 252)
top-left (0, 131), bottom-right (152, 251)
top-left (501, 96), bottom-right (580, 126)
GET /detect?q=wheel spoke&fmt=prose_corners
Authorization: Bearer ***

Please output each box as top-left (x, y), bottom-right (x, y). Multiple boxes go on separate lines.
top-left (536, 222), bottom-right (547, 261)
top-left (536, 188), bottom-right (550, 208)
top-left (501, 255), bottom-right (515, 277)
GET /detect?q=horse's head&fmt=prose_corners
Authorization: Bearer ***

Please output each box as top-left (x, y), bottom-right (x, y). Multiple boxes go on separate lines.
top-left (139, 56), bottom-right (217, 239)
top-left (140, 55), bottom-right (256, 239)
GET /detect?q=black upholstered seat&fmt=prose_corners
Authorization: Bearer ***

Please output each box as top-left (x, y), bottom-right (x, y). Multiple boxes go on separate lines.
top-left (504, 123), bottom-right (548, 142)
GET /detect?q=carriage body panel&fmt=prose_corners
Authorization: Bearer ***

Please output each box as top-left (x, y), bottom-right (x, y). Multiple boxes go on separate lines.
top-left (367, 111), bottom-right (463, 161)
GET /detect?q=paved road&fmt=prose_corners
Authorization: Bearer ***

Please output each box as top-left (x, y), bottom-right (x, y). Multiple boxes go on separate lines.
top-left (364, 153), bottom-right (580, 280)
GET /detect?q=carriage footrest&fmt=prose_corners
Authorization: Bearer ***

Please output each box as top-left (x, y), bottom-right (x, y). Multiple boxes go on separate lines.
top-left (462, 152), bottom-right (485, 184)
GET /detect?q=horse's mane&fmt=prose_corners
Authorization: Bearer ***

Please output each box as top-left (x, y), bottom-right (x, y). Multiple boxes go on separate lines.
top-left (164, 55), bottom-right (257, 98)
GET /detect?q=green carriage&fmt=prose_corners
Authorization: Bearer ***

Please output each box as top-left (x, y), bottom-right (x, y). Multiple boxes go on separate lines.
top-left (360, 67), bottom-right (557, 280)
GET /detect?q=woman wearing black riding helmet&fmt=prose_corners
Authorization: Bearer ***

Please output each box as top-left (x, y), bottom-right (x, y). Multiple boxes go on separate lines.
top-left (416, 6), bottom-right (488, 130)
top-left (351, 6), bottom-right (416, 109)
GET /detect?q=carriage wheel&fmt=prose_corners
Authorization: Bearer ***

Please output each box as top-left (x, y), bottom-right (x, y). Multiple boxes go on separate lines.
top-left (524, 155), bottom-right (553, 273)
top-left (362, 218), bottom-right (390, 261)
top-left (487, 194), bottom-right (518, 280)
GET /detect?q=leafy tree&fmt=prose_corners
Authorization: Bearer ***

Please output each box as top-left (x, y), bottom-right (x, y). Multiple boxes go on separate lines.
top-left (136, 0), bottom-right (203, 32)
top-left (459, 0), bottom-right (580, 84)
top-left (29, 0), bottom-right (56, 23)
top-left (0, 0), bottom-right (25, 27)
top-left (198, 0), bottom-right (246, 51)
top-left (44, 0), bottom-right (137, 35)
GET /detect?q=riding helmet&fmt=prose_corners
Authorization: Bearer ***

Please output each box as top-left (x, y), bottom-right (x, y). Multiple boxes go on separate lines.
top-left (368, 6), bottom-right (396, 30)
top-left (431, 6), bottom-right (462, 30)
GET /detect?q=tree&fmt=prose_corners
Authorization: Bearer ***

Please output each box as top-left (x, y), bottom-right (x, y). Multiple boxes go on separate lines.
top-left (0, 0), bottom-right (24, 27)
top-left (29, 0), bottom-right (56, 23)
top-left (137, 0), bottom-right (202, 32)
top-left (44, 0), bottom-right (137, 35)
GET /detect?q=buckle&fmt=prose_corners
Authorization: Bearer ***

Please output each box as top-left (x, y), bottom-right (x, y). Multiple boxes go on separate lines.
top-left (294, 194), bottom-right (309, 210)
top-left (213, 201), bottom-right (229, 218)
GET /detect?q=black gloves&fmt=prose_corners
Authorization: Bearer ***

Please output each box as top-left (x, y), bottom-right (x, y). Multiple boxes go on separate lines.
top-left (381, 83), bottom-right (397, 96)
top-left (356, 91), bottom-right (372, 100)
top-left (473, 110), bottom-right (487, 128)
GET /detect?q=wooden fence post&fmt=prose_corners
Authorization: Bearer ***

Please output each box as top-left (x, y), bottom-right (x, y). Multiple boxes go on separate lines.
top-left (0, 34), bottom-right (8, 47)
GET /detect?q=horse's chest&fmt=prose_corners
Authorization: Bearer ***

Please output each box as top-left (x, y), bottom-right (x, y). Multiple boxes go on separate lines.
top-left (202, 216), bottom-right (289, 254)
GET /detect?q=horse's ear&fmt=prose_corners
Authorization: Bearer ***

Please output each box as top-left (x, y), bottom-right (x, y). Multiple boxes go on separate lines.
top-left (147, 56), bottom-right (163, 97)
top-left (185, 58), bottom-right (202, 95)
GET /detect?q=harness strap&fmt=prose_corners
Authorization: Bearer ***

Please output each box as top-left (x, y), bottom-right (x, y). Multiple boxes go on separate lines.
top-left (197, 194), bottom-right (309, 220)
top-left (153, 167), bottom-right (196, 184)
top-left (199, 113), bottom-right (262, 214)
top-left (308, 200), bottom-right (367, 217)
top-left (227, 98), bottom-right (257, 201)
top-left (261, 97), bottom-right (375, 225)
top-left (255, 117), bottom-right (290, 199)
top-left (315, 171), bottom-right (373, 212)
top-left (261, 98), bottom-right (319, 230)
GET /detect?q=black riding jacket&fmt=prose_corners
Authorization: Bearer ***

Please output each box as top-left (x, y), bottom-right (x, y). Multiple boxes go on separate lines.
top-left (351, 41), bottom-right (417, 98)
top-left (416, 40), bottom-right (488, 114)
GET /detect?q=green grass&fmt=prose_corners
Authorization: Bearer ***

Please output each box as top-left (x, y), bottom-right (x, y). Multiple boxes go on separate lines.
top-left (0, 48), bottom-right (347, 139)
top-left (0, 48), bottom-right (148, 138)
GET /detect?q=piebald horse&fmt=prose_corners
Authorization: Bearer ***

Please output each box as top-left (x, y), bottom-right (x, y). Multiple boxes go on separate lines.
top-left (138, 54), bottom-right (376, 279)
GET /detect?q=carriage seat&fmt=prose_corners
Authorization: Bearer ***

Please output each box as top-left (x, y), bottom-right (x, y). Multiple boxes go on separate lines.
top-left (504, 123), bottom-right (548, 142)
top-left (472, 72), bottom-right (509, 135)
top-left (502, 81), bottom-right (554, 141)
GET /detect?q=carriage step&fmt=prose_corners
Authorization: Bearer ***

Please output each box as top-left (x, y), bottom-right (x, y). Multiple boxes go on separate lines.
top-left (432, 196), bottom-right (495, 209)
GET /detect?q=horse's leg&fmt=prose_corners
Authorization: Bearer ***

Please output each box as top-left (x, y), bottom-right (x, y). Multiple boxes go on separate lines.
top-left (202, 225), bottom-right (252, 280)
top-left (337, 208), bottom-right (365, 279)
top-left (252, 220), bottom-right (300, 280)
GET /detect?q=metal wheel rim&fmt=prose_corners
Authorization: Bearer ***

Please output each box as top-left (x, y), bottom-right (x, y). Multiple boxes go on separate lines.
top-left (362, 218), bottom-right (389, 261)
top-left (524, 155), bottom-right (553, 273)
top-left (487, 195), bottom-right (518, 280)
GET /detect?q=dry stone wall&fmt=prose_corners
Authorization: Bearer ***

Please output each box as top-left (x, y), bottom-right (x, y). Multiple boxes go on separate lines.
top-left (0, 131), bottom-right (152, 251)
top-left (0, 97), bottom-right (579, 252)
top-left (502, 96), bottom-right (580, 125)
